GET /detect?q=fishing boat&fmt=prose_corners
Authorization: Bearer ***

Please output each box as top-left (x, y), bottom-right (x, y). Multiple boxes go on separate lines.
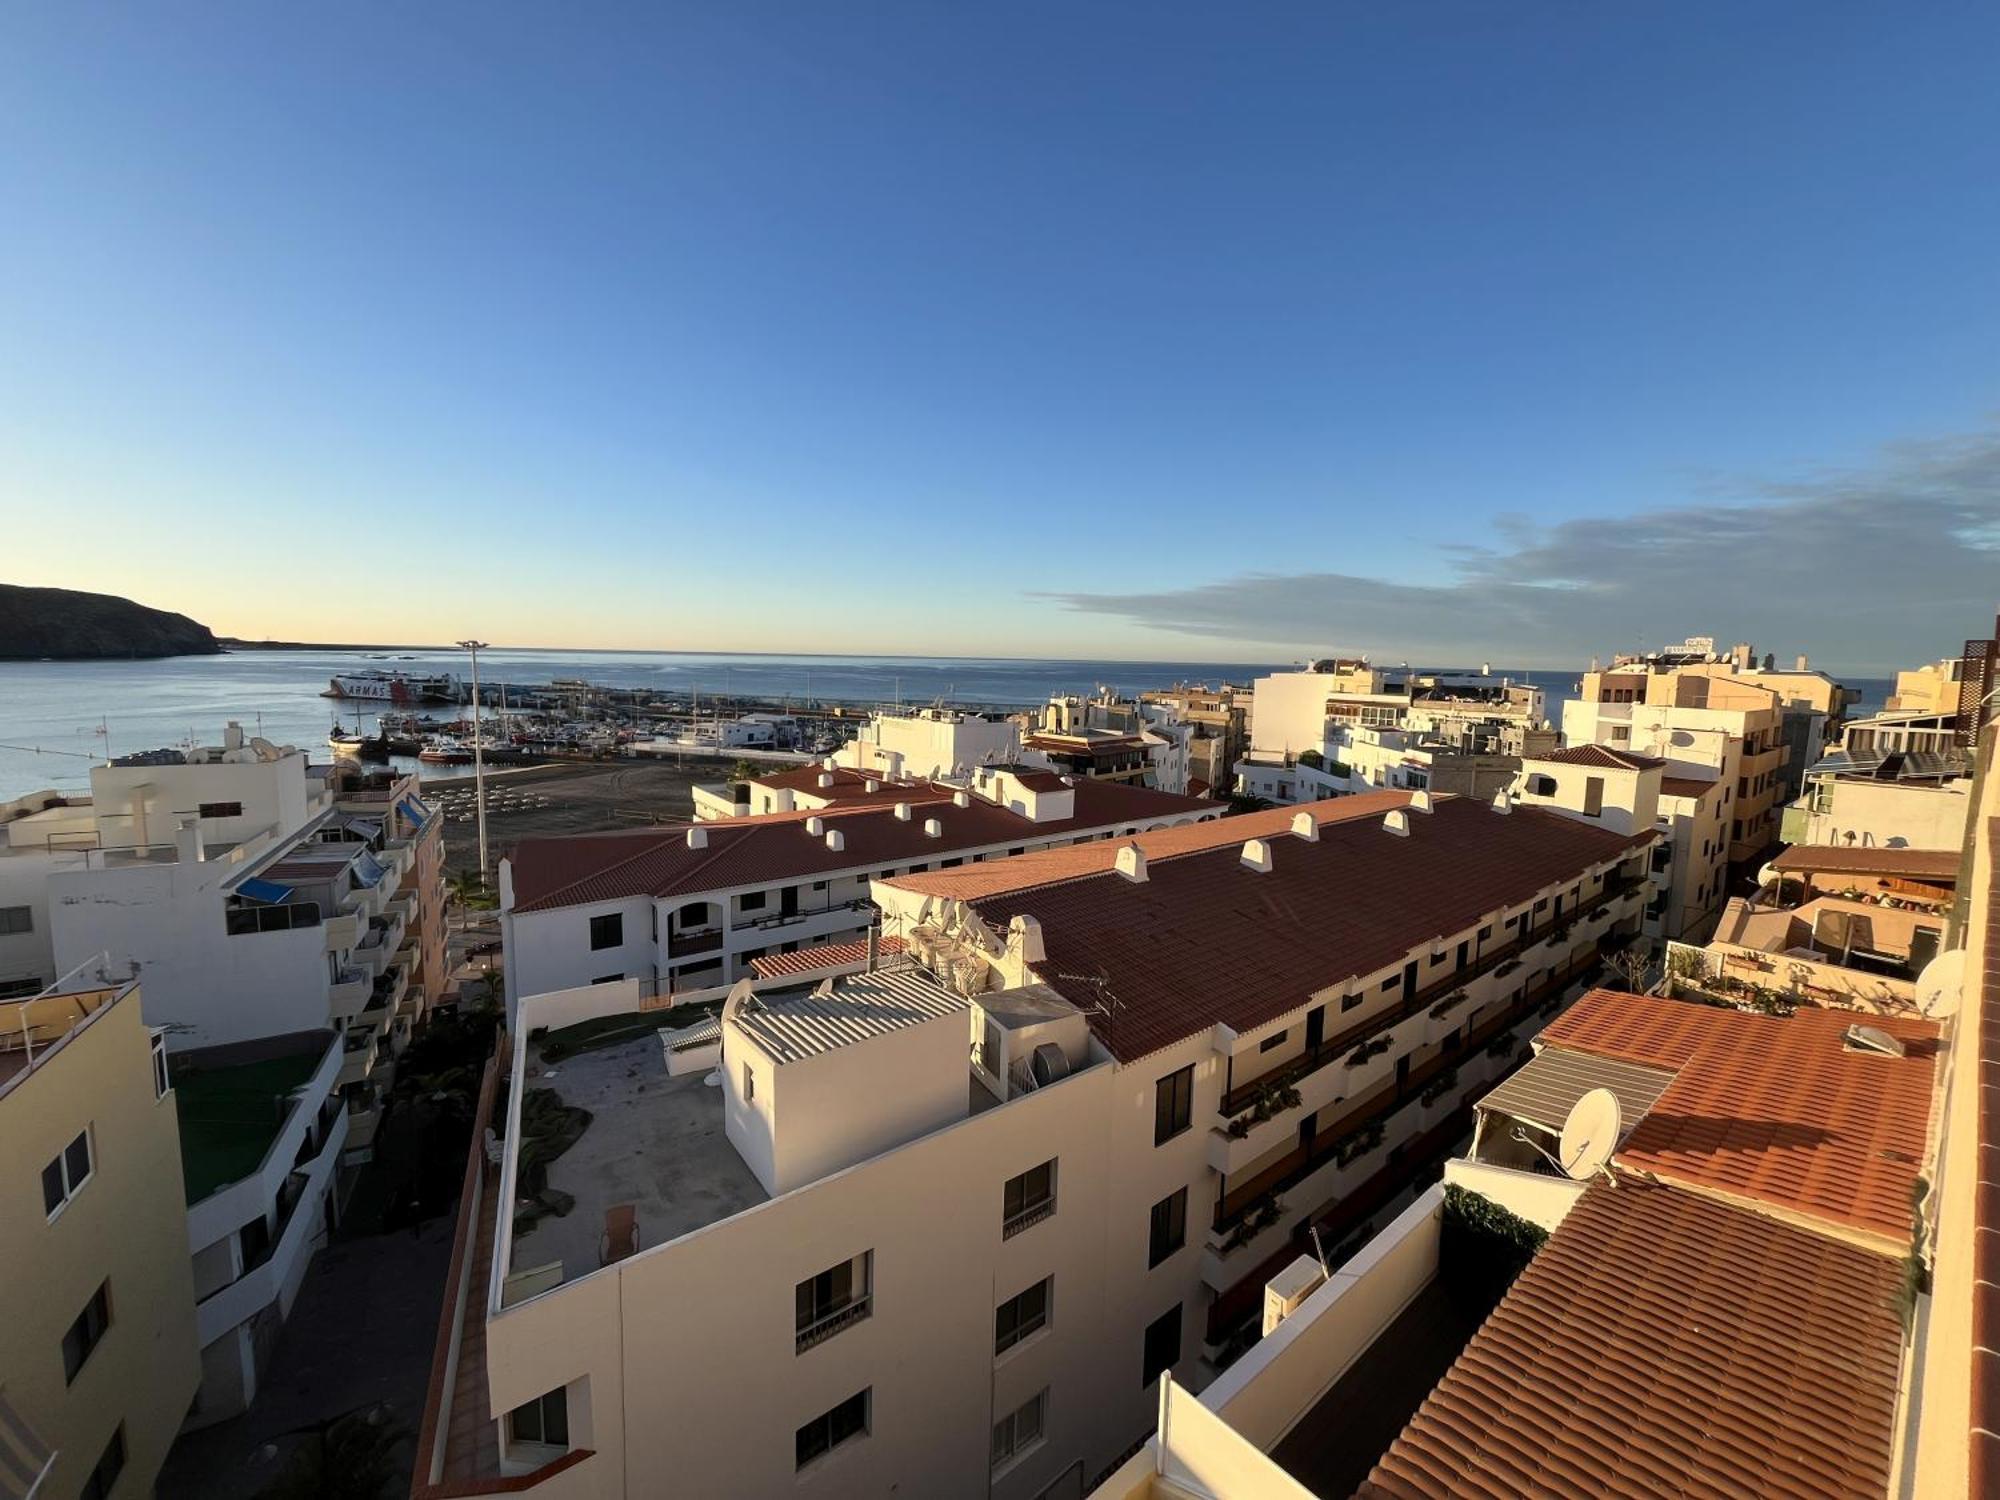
top-left (416, 735), bottom-right (475, 765)
top-left (323, 670), bottom-right (461, 705)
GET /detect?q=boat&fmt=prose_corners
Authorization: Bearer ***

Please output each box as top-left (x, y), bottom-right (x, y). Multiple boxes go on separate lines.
top-left (323, 670), bottom-right (461, 705)
top-left (417, 736), bottom-right (475, 765)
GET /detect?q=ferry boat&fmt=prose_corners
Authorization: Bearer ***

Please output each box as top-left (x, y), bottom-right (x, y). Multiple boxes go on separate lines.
top-left (323, 670), bottom-right (461, 705)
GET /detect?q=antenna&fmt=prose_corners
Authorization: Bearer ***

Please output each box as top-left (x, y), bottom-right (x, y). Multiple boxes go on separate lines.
top-left (1511, 1087), bottom-right (1622, 1185)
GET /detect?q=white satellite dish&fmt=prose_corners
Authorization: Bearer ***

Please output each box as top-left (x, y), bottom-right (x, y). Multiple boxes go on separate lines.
top-left (1558, 1088), bottom-right (1621, 1182)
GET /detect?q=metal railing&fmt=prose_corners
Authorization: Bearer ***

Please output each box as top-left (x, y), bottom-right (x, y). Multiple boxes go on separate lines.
top-left (1002, 1197), bottom-right (1057, 1240)
top-left (796, 1296), bottom-right (872, 1353)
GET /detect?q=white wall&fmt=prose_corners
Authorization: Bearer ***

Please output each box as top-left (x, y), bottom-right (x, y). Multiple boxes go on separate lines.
top-left (1801, 779), bottom-right (1972, 850)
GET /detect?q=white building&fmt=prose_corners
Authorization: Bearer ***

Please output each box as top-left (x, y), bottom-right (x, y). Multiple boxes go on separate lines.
top-left (419, 791), bottom-right (1652, 1497)
top-left (1780, 743), bottom-right (1974, 851)
top-left (500, 768), bottom-right (1220, 1015)
top-left (834, 707), bottom-right (1023, 781)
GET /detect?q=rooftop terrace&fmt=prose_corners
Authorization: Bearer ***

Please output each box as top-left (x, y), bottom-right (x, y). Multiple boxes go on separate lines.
top-left (173, 1033), bottom-right (332, 1203)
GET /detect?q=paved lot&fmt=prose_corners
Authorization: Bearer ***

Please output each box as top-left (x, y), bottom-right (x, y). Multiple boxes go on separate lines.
top-left (433, 760), bottom-right (722, 874)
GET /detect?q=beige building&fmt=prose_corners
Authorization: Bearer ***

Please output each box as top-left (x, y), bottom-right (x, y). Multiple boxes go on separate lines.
top-left (0, 970), bottom-right (199, 1499)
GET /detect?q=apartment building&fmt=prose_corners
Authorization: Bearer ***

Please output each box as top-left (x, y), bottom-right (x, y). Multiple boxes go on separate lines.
top-left (1509, 745), bottom-right (1730, 944)
top-left (499, 766), bottom-right (1218, 1013)
top-left (0, 971), bottom-right (200, 1500)
top-left (1781, 740), bottom-right (1973, 850)
top-left (421, 789), bottom-right (1651, 1498)
top-left (1088, 980), bottom-right (1956, 1500)
top-left (177, 1028), bottom-right (349, 1427)
top-left (1140, 683), bottom-right (1251, 796)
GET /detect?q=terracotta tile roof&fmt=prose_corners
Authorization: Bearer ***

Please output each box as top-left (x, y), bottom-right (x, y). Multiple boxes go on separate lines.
top-left (1542, 989), bottom-right (1938, 1246)
top-left (1658, 775), bottom-right (1723, 800)
top-left (1535, 744), bottom-right (1668, 771)
top-left (751, 765), bottom-right (953, 807)
top-left (1973, 813), bottom-right (2000, 1497)
top-left (1355, 1180), bottom-right (1906, 1500)
top-left (882, 792), bottom-right (1412, 901)
top-left (889, 796), bottom-right (1650, 1062)
top-left (1768, 844), bottom-right (1961, 882)
top-left (748, 936), bottom-right (905, 979)
top-left (506, 778), bottom-right (1217, 913)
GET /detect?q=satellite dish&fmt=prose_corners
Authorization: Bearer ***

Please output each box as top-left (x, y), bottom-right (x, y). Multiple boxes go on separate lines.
top-left (1558, 1088), bottom-right (1621, 1181)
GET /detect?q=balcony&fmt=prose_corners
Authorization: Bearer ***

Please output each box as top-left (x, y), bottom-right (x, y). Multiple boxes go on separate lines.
top-left (666, 927), bottom-right (725, 960)
top-left (353, 911), bottom-right (406, 975)
top-left (1216, 873), bottom-right (1644, 1123)
top-left (329, 968), bottom-right (371, 1021)
top-left (796, 1295), bottom-right (872, 1354)
top-left (322, 914), bottom-right (362, 954)
top-left (733, 896), bottom-right (874, 936)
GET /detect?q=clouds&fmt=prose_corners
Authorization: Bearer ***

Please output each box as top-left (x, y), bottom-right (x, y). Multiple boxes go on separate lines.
top-left (1038, 424), bottom-right (2000, 671)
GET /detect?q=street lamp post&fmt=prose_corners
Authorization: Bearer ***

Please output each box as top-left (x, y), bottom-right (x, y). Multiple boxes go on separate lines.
top-left (457, 640), bottom-right (490, 885)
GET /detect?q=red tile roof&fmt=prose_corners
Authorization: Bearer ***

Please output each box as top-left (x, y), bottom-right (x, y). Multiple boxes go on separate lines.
top-left (750, 765), bottom-right (953, 807)
top-left (1768, 843), bottom-right (1960, 882)
top-left (1356, 1180), bottom-right (1907, 1500)
top-left (1973, 812), bottom-right (2000, 1498)
top-left (1543, 989), bottom-right (1938, 1246)
top-left (505, 778), bottom-right (1216, 914)
top-left (888, 796), bottom-right (1650, 1062)
top-left (748, 936), bottom-right (905, 979)
top-left (1658, 775), bottom-right (1723, 800)
top-left (1534, 744), bottom-right (1667, 771)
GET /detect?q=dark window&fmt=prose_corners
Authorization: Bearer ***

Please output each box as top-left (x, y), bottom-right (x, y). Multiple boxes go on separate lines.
top-left (151, 1031), bottom-right (170, 1098)
top-left (1154, 1066), bottom-right (1193, 1145)
top-left (43, 1129), bottom-right (92, 1217)
top-left (197, 800), bottom-right (243, 819)
top-left (1002, 1160), bottom-right (1057, 1237)
top-left (992, 1389), bottom-right (1047, 1471)
top-left (995, 1278), bottom-right (1051, 1353)
top-left (78, 1425), bottom-right (125, 1500)
top-left (796, 1389), bottom-right (869, 1469)
top-left (0, 905), bottom-right (32, 935)
top-left (1142, 1303), bottom-right (1182, 1387)
top-left (739, 890), bottom-right (768, 911)
top-left (507, 1388), bottom-right (569, 1448)
top-left (63, 1281), bottom-right (111, 1384)
top-left (1258, 1030), bottom-right (1287, 1053)
top-left (1148, 1188), bottom-right (1188, 1268)
top-left (1380, 975), bottom-right (1398, 991)
top-left (588, 912), bottom-right (622, 951)
top-left (942, 857), bottom-right (964, 868)
top-left (796, 1252), bottom-right (872, 1351)
top-left (1341, 991), bottom-right (1362, 1012)
top-left (591, 973), bottom-right (623, 985)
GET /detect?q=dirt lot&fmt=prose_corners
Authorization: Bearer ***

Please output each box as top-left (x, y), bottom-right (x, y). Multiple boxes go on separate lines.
top-left (428, 760), bottom-right (726, 872)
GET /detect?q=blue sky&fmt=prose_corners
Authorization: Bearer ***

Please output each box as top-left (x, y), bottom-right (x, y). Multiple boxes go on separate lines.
top-left (2, 3), bottom-right (1996, 670)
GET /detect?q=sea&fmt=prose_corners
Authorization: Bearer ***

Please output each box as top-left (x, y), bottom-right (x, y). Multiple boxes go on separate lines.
top-left (0, 647), bottom-right (1892, 803)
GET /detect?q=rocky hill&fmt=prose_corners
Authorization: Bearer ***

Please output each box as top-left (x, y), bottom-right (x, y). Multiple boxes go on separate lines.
top-left (0, 584), bottom-right (222, 660)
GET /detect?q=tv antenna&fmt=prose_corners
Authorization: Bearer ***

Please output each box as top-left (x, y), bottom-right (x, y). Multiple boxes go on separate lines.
top-left (1511, 1087), bottom-right (1622, 1186)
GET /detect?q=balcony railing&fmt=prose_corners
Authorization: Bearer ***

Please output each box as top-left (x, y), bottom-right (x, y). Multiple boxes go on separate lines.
top-left (666, 928), bottom-right (725, 959)
top-left (1002, 1196), bottom-right (1057, 1240)
top-left (1218, 872), bottom-right (1644, 1119)
top-left (796, 1296), bottom-right (871, 1354)
top-left (735, 896), bottom-right (873, 935)
top-left (1213, 951), bottom-right (1603, 1229)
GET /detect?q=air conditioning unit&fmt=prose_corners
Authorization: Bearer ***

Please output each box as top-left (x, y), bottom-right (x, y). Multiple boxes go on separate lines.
top-left (1262, 1254), bottom-right (1328, 1336)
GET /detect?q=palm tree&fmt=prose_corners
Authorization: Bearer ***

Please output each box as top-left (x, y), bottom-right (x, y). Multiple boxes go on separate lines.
top-left (447, 868), bottom-right (497, 911)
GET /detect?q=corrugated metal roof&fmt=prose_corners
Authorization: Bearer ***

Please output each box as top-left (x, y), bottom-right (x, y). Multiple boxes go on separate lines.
top-left (1476, 1045), bottom-right (1675, 1134)
top-left (733, 967), bottom-right (967, 1065)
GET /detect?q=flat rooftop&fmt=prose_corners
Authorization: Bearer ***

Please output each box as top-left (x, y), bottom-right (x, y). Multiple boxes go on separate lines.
top-left (173, 1033), bottom-right (331, 1203)
top-left (509, 1032), bottom-right (768, 1283)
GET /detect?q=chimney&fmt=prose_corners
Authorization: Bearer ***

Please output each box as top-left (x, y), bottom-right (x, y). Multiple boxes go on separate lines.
top-left (953, 790), bottom-right (970, 808)
top-left (823, 756), bottom-right (838, 770)
top-left (806, 815), bottom-right (825, 836)
top-left (824, 829), bottom-right (845, 853)
top-left (1290, 812), bottom-right (1319, 841)
top-left (1241, 838), bottom-right (1273, 873)
top-left (175, 817), bottom-right (205, 864)
top-left (1491, 790), bottom-right (1513, 815)
top-left (1407, 791), bottom-right (1433, 814)
top-left (865, 778), bottom-right (879, 793)
top-left (894, 802), bottom-right (912, 821)
top-left (1115, 844), bottom-right (1147, 882)
top-left (923, 818), bottom-right (943, 838)
top-left (1382, 810), bottom-right (1411, 838)
top-left (685, 826), bottom-right (708, 849)
top-left (223, 721), bottom-right (244, 752)
top-left (1008, 914), bottom-right (1046, 962)
top-left (1794, 654), bottom-right (1809, 671)
top-left (818, 773), bottom-right (835, 790)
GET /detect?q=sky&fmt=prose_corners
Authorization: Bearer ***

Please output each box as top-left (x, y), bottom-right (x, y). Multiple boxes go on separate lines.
top-left (1, 3), bottom-right (1996, 673)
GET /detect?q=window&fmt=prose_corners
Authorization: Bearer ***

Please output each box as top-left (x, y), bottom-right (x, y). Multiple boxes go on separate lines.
top-left (0, 976), bottom-right (42, 998)
top-left (1148, 1188), bottom-right (1188, 1268)
top-left (1526, 774), bottom-right (1557, 797)
top-left (1142, 1303), bottom-right (1182, 1388)
top-left (63, 1282), bottom-right (111, 1384)
top-left (1583, 777), bottom-right (1604, 816)
top-left (507, 1387), bottom-right (569, 1449)
top-left (78, 1425), bottom-right (125, 1500)
top-left (42, 1129), bottom-right (92, 1217)
top-left (739, 890), bottom-right (768, 911)
top-left (197, 800), bottom-right (243, 819)
top-left (992, 1390), bottom-right (1048, 1472)
top-left (1153, 1065), bottom-right (1193, 1145)
top-left (588, 912), bottom-right (622, 951)
top-left (1003, 1160), bottom-right (1057, 1237)
top-left (995, 1278), bottom-right (1051, 1354)
top-left (1342, 991), bottom-right (1362, 1011)
top-left (797, 1251), bottom-right (872, 1351)
top-left (742, 1062), bottom-right (755, 1101)
top-left (151, 1031), bottom-right (170, 1099)
top-left (796, 1389), bottom-right (869, 1469)
top-left (591, 973), bottom-right (623, 985)
top-left (1258, 1029), bottom-right (1288, 1053)
top-left (0, 905), bottom-right (32, 935)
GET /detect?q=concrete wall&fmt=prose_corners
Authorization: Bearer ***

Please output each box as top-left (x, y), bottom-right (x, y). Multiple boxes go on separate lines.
top-left (1799, 778), bottom-right (1973, 851)
top-left (0, 987), bottom-right (200, 1499)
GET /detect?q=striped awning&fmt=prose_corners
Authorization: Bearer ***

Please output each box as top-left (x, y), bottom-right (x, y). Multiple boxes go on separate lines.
top-left (236, 878), bottom-right (294, 904)
top-left (1477, 1045), bottom-right (1676, 1136)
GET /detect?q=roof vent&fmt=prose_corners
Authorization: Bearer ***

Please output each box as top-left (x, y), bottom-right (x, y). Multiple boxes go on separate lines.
top-left (894, 802), bottom-right (912, 821)
top-left (864, 778), bottom-right (879, 793)
top-left (818, 773), bottom-right (835, 790)
top-left (924, 818), bottom-right (943, 838)
top-left (1491, 790), bottom-right (1513, 815)
top-left (824, 829), bottom-right (845, 853)
top-left (1290, 812), bottom-right (1319, 842)
top-left (1407, 791), bottom-right (1433, 814)
top-left (953, 790), bottom-right (971, 808)
top-left (685, 826), bottom-right (708, 849)
top-left (806, 815), bottom-right (825, 836)
top-left (1241, 838), bottom-right (1274, 873)
top-left (1008, 914), bottom-right (1046, 962)
top-left (1383, 810), bottom-right (1411, 838)
top-left (1115, 844), bottom-right (1148, 882)
top-left (1843, 1023), bottom-right (1906, 1057)
top-left (822, 756), bottom-right (838, 770)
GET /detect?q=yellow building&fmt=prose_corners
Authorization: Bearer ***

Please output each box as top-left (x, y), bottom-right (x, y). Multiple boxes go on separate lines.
top-left (0, 972), bottom-right (199, 1498)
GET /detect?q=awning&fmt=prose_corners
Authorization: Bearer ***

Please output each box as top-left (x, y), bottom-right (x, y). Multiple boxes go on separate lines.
top-left (351, 851), bottom-right (387, 888)
top-left (1476, 1045), bottom-right (1676, 1136)
top-left (237, 878), bottom-right (294, 905)
top-left (397, 797), bottom-right (431, 828)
